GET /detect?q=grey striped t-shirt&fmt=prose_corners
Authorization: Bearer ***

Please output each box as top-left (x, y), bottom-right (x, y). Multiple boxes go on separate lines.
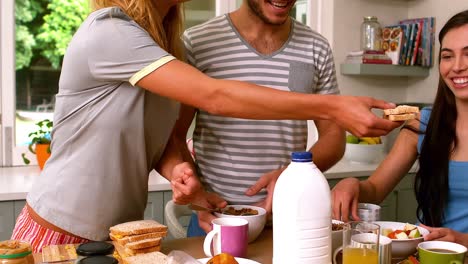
top-left (183, 15), bottom-right (339, 204)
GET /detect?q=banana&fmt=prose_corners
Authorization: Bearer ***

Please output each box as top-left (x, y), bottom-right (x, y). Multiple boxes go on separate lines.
top-left (359, 137), bottom-right (378, 145)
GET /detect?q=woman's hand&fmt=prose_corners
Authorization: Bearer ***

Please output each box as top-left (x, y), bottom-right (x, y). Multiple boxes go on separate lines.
top-left (170, 162), bottom-right (202, 204)
top-left (331, 177), bottom-right (361, 222)
top-left (420, 224), bottom-right (468, 247)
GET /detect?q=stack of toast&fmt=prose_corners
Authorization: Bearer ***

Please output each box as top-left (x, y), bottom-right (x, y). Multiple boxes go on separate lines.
top-left (383, 105), bottom-right (420, 121)
top-left (109, 219), bottom-right (168, 262)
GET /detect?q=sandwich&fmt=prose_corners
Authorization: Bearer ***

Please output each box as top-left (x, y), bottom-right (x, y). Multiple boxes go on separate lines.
top-left (109, 220), bottom-right (167, 259)
top-left (383, 105), bottom-right (420, 121)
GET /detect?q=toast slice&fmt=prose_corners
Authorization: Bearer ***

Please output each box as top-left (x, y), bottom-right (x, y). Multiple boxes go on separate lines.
top-left (109, 220), bottom-right (167, 237)
top-left (113, 240), bottom-right (161, 258)
top-left (123, 251), bottom-right (168, 264)
top-left (383, 105), bottom-right (420, 115)
top-left (124, 237), bottom-right (162, 250)
top-left (110, 231), bottom-right (167, 245)
top-left (385, 113), bottom-right (418, 121)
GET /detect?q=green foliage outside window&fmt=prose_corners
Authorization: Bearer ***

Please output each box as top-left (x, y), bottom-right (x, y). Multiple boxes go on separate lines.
top-left (15, 0), bottom-right (89, 70)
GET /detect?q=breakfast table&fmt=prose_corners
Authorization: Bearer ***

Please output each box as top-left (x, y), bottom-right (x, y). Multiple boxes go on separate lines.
top-left (32, 227), bottom-right (468, 264)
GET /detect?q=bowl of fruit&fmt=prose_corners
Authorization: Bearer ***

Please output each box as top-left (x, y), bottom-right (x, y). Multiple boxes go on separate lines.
top-left (374, 221), bottom-right (429, 261)
top-left (344, 134), bottom-right (385, 164)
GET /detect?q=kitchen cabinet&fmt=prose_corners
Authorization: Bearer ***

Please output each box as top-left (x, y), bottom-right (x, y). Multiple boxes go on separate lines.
top-left (0, 200), bottom-right (25, 241)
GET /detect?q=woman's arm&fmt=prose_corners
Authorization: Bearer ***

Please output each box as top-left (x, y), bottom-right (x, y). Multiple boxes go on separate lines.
top-left (137, 59), bottom-right (401, 137)
top-left (332, 120), bottom-right (420, 221)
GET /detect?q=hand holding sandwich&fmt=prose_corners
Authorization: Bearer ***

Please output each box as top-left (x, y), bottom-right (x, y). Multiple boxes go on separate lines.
top-left (329, 96), bottom-right (402, 137)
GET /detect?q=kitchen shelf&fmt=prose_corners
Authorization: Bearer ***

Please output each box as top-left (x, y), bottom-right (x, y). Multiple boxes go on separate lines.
top-left (340, 63), bottom-right (430, 77)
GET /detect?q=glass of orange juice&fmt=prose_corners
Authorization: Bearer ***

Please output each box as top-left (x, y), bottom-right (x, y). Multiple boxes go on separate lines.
top-left (342, 221), bottom-right (380, 264)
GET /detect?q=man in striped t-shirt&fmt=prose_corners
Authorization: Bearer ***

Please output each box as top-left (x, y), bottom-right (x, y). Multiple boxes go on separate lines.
top-left (178, 0), bottom-right (346, 236)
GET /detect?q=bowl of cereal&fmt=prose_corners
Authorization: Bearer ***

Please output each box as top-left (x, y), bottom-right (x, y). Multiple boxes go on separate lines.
top-left (332, 219), bottom-right (345, 254)
top-left (214, 205), bottom-right (266, 243)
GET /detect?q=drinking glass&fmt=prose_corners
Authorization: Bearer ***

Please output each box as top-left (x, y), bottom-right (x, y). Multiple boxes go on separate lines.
top-left (342, 221), bottom-right (380, 264)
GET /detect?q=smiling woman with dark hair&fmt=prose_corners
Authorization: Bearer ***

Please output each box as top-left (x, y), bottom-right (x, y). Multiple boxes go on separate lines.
top-left (332, 9), bottom-right (468, 248)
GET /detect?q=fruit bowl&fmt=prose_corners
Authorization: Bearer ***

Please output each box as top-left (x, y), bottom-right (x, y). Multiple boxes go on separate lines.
top-left (344, 135), bottom-right (385, 164)
top-left (374, 221), bottom-right (429, 260)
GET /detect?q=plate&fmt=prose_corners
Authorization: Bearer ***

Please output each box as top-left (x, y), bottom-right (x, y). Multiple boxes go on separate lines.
top-left (198, 257), bottom-right (261, 264)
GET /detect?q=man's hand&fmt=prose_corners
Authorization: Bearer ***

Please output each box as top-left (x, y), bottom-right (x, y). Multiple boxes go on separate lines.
top-left (332, 96), bottom-right (401, 137)
top-left (194, 192), bottom-right (228, 233)
top-left (331, 177), bottom-right (361, 222)
top-left (245, 167), bottom-right (285, 220)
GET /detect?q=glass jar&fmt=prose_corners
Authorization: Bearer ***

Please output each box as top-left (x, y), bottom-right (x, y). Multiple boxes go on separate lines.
top-left (0, 241), bottom-right (34, 264)
top-left (360, 16), bottom-right (383, 51)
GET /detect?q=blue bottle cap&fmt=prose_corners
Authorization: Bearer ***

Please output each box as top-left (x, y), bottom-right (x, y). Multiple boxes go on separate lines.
top-left (291, 151), bottom-right (312, 162)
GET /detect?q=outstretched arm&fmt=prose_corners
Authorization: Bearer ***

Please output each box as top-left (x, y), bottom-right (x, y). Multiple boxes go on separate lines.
top-left (137, 59), bottom-right (401, 137)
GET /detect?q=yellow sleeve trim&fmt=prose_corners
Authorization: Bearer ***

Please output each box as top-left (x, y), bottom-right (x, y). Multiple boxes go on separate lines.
top-left (129, 55), bottom-right (176, 86)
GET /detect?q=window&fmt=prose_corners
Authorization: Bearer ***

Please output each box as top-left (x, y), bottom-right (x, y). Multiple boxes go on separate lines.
top-left (1, 0), bottom-right (89, 166)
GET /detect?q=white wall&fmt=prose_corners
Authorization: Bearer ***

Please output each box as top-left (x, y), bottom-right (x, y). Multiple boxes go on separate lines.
top-left (323, 0), bottom-right (468, 105)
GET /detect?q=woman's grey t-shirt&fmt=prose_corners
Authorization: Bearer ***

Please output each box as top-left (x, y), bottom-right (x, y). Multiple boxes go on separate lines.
top-left (27, 7), bottom-right (179, 240)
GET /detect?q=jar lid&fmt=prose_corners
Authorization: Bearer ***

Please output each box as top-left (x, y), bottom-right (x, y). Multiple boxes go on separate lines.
top-left (78, 256), bottom-right (118, 264)
top-left (0, 240), bottom-right (32, 258)
top-left (364, 16), bottom-right (378, 21)
top-left (0, 251), bottom-right (32, 259)
top-left (76, 242), bottom-right (114, 256)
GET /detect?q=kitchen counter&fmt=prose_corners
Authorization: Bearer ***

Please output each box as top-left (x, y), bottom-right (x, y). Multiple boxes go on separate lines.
top-left (0, 157), bottom-right (418, 202)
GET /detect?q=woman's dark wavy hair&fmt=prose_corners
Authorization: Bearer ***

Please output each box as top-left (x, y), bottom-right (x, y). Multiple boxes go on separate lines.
top-left (414, 10), bottom-right (468, 227)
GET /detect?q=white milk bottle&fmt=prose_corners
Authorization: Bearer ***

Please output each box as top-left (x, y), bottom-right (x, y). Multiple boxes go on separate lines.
top-left (272, 151), bottom-right (331, 264)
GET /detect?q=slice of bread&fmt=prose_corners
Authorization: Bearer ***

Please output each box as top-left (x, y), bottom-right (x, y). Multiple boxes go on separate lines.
top-left (385, 113), bottom-right (418, 121)
top-left (124, 237), bottom-right (162, 250)
top-left (123, 251), bottom-right (168, 264)
top-left (109, 220), bottom-right (167, 237)
top-left (110, 231), bottom-right (167, 245)
top-left (383, 105), bottom-right (420, 115)
top-left (113, 240), bottom-right (161, 258)
top-left (124, 245), bottom-right (160, 256)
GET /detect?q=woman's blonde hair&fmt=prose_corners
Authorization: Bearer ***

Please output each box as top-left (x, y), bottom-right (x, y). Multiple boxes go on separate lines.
top-left (92, 0), bottom-right (185, 60)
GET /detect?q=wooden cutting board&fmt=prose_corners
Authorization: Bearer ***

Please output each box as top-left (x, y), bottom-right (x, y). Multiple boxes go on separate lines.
top-left (41, 244), bottom-right (77, 263)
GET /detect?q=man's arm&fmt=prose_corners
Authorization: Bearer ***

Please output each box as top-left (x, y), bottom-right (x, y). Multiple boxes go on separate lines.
top-left (309, 119), bottom-right (346, 172)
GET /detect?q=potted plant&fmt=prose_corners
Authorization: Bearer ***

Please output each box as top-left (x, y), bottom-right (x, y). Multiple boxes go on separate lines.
top-left (22, 119), bottom-right (53, 169)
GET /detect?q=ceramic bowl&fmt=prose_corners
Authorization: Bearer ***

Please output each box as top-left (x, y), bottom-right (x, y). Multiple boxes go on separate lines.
top-left (344, 142), bottom-right (385, 164)
top-left (373, 221), bottom-right (429, 260)
top-left (214, 205), bottom-right (267, 243)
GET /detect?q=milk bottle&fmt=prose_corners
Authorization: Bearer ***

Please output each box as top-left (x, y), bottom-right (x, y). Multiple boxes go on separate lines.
top-left (272, 151), bottom-right (331, 264)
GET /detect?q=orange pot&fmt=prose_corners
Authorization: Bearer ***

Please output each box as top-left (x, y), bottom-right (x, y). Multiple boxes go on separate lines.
top-left (35, 144), bottom-right (51, 170)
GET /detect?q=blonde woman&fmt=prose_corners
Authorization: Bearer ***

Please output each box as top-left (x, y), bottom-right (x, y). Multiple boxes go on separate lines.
top-left (11, 0), bottom-right (399, 252)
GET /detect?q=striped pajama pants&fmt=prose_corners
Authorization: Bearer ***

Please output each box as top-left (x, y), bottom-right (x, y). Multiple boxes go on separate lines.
top-left (11, 206), bottom-right (89, 253)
